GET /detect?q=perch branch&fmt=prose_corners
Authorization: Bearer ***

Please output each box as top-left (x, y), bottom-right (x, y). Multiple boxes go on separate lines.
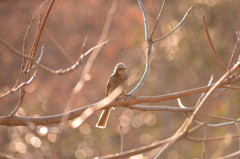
top-left (1, 71), bottom-right (240, 126)
top-left (64, 0), bottom-right (118, 129)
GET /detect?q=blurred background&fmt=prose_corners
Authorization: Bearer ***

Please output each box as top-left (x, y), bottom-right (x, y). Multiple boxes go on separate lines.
top-left (0, 0), bottom-right (240, 158)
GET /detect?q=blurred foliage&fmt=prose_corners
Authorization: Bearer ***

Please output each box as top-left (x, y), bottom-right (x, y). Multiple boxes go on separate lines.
top-left (0, 0), bottom-right (240, 158)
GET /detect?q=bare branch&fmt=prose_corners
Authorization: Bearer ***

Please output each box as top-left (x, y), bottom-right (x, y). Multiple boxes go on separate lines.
top-left (182, 61), bottom-right (240, 133)
top-left (0, 38), bottom-right (108, 74)
top-left (136, 74), bottom-right (240, 104)
top-left (137, 0), bottom-right (149, 41)
top-left (129, 0), bottom-right (152, 95)
top-left (151, 60), bottom-right (240, 157)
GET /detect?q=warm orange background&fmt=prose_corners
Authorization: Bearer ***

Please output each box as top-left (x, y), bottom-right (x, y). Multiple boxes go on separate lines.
top-left (0, 0), bottom-right (240, 158)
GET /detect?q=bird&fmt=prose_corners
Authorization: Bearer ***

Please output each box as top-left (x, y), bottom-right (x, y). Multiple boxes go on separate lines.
top-left (96, 63), bottom-right (128, 128)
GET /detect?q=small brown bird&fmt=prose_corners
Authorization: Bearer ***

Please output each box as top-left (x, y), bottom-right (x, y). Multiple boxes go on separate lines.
top-left (96, 63), bottom-right (128, 128)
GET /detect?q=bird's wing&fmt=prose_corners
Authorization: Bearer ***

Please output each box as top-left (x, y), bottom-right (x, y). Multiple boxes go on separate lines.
top-left (105, 75), bottom-right (114, 97)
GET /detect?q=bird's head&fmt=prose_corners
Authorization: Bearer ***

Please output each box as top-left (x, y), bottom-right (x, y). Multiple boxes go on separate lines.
top-left (114, 63), bottom-right (127, 76)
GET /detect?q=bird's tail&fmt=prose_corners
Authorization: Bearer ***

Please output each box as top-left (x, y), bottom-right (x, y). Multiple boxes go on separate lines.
top-left (96, 108), bottom-right (112, 128)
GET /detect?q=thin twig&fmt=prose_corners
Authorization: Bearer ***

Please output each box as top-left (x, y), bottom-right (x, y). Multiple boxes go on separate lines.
top-left (177, 98), bottom-right (186, 108)
top-left (201, 123), bottom-right (207, 159)
top-left (196, 75), bottom-right (214, 106)
top-left (204, 119), bottom-right (240, 128)
top-left (149, 0), bottom-right (167, 40)
top-left (234, 122), bottom-right (240, 151)
top-left (9, 90), bottom-right (25, 117)
top-left (188, 123), bottom-right (206, 134)
top-left (46, 28), bottom-right (75, 63)
top-left (95, 137), bottom-right (174, 159)
top-left (0, 71), bottom-right (37, 98)
top-left (115, 115), bottom-right (124, 153)
top-left (25, 15), bottom-right (42, 73)
top-left (198, 113), bottom-right (237, 122)
top-left (153, 7), bottom-right (193, 43)
top-left (222, 85), bottom-right (240, 90)
top-left (78, 36), bottom-right (88, 61)
top-left (0, 38), bottom-right (108, 75)
top-left (177, 98), bottom-right (191, 118)
top-left (202, 15), bottom-right (227, 71)
top-left (27, 0), bottom-right (55, 70)
top-left (22, 0), bottom-right (49, 59)
top-left (27, 45), bottom-right (44, 73)
top-left (186, 134), bottom-right (240, 142)
top-left (129, 105), bottom-right (194, 112)
top-left (227, 31), bottom-right (240, 70)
